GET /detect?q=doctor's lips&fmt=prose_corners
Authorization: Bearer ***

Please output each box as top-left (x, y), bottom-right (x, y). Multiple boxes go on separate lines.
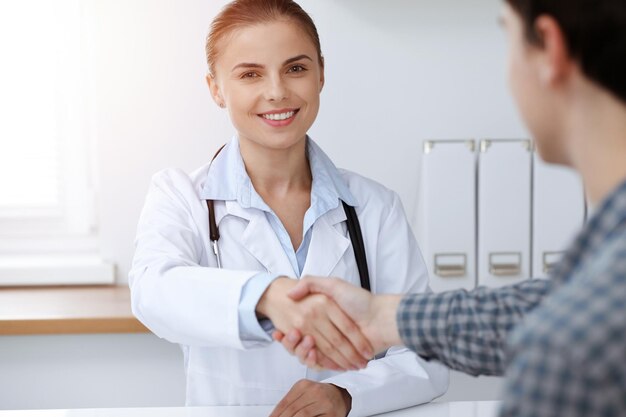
top-left (258, 108), bottom-right (300, 127)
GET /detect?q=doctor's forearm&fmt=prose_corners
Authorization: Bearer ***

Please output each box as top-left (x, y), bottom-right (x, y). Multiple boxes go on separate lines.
top-left (322, 346), bottom-right (449, 416)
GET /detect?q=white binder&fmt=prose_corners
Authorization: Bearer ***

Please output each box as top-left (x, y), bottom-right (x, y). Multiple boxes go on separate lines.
top-left (419, 140), bottom-right (477, 292)
top-left (477, 139), bottom-right (532, 288)
top-left (532, 155), bottom-right (586, 279)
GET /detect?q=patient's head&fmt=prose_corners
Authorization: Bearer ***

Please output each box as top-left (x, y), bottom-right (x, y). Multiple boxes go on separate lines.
top-left (505, 0), bottom-right (626, 103)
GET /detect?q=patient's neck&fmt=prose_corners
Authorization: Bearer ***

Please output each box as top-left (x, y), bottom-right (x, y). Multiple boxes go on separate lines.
top-left (565, 86), bottom-right (626, 206)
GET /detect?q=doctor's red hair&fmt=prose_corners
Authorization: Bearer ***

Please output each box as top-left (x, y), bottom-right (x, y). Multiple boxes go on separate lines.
top-left (205, 0), bottom-right (323, 76)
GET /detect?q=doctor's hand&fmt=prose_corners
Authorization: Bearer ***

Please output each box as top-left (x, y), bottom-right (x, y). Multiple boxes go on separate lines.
top-left (275, 277), bottom-right (403, 369)
top-left (256, 277), bottom-right (373, 371)
top-left (269, 379), bottom-right (351, 417)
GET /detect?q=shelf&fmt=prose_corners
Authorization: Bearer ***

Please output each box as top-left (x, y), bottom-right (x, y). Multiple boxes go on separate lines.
top-left (0, 285), bottom-right (148, 335)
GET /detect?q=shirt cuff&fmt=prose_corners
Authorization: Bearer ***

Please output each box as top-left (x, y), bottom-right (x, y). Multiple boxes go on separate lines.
top-left (238, 272), bottom-right (280, 345)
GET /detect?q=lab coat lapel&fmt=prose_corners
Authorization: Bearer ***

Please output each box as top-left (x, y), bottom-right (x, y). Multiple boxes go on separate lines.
top-left (230, 201), bottom-right (296, 277)
top-left (301, 205), bottom-right (350, 277)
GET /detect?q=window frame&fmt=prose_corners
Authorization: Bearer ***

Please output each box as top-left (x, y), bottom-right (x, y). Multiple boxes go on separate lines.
top-left (0, 0), bottom-right (114, 286)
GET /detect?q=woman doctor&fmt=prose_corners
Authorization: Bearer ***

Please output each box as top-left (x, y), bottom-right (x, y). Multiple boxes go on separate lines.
top-left (129, 0), bottom-right (448, 416)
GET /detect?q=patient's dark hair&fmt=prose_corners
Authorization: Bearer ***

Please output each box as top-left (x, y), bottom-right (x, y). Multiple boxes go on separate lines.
top-left (506, 0), bottom-right (626, 103)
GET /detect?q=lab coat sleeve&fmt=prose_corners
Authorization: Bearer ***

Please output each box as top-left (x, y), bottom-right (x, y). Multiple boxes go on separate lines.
top-left (322, 191), bottom-right (449, 417)
top-left (129, 169), bottom-right (270, 350)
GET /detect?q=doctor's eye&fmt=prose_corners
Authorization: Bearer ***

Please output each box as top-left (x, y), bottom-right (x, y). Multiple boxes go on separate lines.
top-left (240, 71), bottom-right (260, 79)
top-left (287, 64), bottom-right (307, 73)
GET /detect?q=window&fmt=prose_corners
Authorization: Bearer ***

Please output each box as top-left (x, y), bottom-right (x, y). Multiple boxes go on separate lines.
top-left (0, 0), bottom-right (113, 285)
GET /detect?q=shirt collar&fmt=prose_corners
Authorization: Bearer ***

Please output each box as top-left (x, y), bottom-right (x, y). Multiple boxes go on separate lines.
top-left (199, 135), bottom-right (358, 212)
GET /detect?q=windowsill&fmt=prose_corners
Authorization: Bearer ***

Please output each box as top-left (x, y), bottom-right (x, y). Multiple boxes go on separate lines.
top-left (0, 285), bottom-right (148, 335)
top-left (0, 255), bottom-right (115, 286)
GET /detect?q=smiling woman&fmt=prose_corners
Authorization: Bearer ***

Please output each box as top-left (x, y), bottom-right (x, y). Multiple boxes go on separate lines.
top-left (128, 1), bottom-right (448, 416)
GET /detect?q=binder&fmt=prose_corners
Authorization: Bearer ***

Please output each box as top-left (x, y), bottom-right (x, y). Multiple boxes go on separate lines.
top-left (477, 139), bottom-right (532, 288)
top-left (419, 139), bottom-right (477, 292)
top-left (532, 154), bottom-right (585, 278)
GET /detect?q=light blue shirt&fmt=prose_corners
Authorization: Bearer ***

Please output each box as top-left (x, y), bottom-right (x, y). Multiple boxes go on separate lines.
top-left (199, 135), bottom-right (357, 342)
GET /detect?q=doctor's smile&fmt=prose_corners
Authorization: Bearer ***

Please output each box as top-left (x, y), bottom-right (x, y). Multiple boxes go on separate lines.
top-left (258, 108), bottom-right (300, 126)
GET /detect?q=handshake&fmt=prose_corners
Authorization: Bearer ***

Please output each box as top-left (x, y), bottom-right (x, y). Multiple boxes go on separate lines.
top-left (257, 276), bottom-right (404, 371)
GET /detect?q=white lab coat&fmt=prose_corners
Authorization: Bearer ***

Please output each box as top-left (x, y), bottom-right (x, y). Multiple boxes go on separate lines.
top-left (129, 162), bottom-right (449, 417)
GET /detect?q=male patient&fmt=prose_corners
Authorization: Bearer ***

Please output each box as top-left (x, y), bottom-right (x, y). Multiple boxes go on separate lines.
top-left (275, 0), bottom-right (626, 416)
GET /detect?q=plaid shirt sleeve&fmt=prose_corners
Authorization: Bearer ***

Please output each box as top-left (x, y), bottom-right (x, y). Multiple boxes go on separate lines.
top-left (396, 279), bottom-right (553, 376)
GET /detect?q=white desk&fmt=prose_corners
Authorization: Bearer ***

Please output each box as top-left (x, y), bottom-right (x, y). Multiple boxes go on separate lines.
top-left (0, 401), bottom-right (500, 417)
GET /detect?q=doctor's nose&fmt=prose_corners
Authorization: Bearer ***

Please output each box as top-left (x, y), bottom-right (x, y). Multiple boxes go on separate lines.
top-left (263, 76), bottom-right (289, 102)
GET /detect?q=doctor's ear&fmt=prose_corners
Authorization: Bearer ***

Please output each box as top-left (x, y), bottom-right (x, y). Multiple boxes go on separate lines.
top-left (318, 57), bottom-right (325, 92)
top-left (206, 73), bottom-right (226, 108)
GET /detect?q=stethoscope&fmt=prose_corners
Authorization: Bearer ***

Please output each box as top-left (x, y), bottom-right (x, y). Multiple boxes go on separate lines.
top-left (204, 145), bottom-right (371, 291)
top-left (206, 145), bottom-right (226, 269)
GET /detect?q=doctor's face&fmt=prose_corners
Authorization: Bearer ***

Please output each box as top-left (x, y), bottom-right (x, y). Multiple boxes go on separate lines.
top-left (208, 20), bottom-right (324, 151)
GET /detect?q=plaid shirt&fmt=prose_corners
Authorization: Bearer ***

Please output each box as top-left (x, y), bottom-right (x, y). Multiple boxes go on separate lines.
top-left (398, 179), bottom-right (626, 417)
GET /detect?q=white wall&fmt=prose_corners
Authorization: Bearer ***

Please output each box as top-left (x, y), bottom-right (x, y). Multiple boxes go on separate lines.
top-left (5, 0), bottom-right (528, 410)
